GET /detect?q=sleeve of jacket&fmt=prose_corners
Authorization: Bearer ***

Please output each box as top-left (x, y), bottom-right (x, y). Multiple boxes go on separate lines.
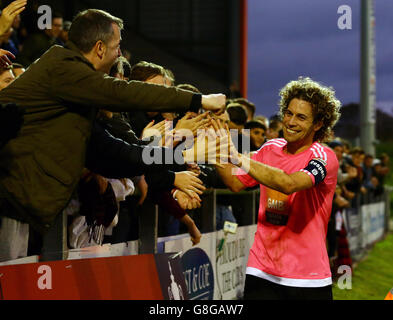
top-left (86, 122), bottom-right (185, 180)
top-left (51, 58), bottom-right (202, 113)
top-left (144, 170), bottom-right (176, 192)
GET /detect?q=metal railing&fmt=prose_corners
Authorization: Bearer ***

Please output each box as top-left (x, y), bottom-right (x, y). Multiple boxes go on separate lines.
top-left (40, 189), bottom-right (259, 260)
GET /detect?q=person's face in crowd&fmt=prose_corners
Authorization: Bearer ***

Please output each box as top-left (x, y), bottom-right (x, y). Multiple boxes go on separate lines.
top-left (364, 156), bottom-right (373, 168)
top-left (50, 18), bottom-right (64, 38)
top-left (381, 155), bottom-right (389, 165)
top-left (351, 153), bottom-right (364, 167)
top-left (266, 123), bottom-right (282, 140)
top-left (250, 127), bottom-right (265, 149)
top-left (0, 69), bottom-right (15, 91)
top-left (282, 98), bottom-right (322, 148)
top-left (333, 145), bottom-right (344, 161)
top-left (97, 23), bottom-right (122, 74)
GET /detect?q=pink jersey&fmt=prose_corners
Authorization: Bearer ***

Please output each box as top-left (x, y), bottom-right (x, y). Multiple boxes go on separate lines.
top-left (237, 139), bottom-right (338, 287)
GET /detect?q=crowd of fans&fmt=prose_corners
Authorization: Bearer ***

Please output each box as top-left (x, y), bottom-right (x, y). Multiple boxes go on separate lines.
top-left (0, 1), bottom-right (390, 278)
top-left (327, 140), bottom-right (390, 279)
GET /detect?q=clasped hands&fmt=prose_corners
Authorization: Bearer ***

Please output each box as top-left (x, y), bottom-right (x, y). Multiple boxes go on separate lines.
top-left (182, 116), bottom-right (241, 169)
top-left (173, 117), bottom-right (242, 211)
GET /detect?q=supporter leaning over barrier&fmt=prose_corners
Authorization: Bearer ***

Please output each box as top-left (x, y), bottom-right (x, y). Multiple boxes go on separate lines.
top-left (214, 77), bottom-right (341, 300)
top-left (86, 112), bottom-right (225, 245)
top-left (140, 76), bottom-right (209, 241)
top-left (92, 76), bottom-right (205, 245)
top-left (110, 60), bottom-right (208, 241)
top-left (0, 8), bottom-right (226, 262)
top-left (124, 60), bottom-right (210, 200)
top-left (68, 115), bottom-right (205, 247)
top-left (175, 83), bottom-right (234, 234)
top-left (149, 82), bottom-right (206, 240)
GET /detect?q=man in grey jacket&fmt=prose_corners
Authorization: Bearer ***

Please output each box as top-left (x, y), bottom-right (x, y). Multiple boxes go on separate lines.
top-left (0, 9), bottom-right (225, 262)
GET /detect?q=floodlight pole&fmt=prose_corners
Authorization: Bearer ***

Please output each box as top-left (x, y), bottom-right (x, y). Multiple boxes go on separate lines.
top-left (360, 0), bottom-right (376, 156)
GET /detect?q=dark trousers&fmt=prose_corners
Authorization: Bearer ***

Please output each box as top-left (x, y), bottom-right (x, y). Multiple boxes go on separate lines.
top-left (243, 275), bottom-right (333, 300)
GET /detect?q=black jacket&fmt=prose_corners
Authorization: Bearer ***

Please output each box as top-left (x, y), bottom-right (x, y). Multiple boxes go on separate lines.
top-left (87, 121), bottom-right (185, 190)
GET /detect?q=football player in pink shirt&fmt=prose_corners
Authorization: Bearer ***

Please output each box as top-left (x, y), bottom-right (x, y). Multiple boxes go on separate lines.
top-left (215, 77), bottom-right (342, 300)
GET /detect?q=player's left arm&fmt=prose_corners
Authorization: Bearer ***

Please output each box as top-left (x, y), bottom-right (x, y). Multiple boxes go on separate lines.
top-left (237, 154), bottom-right (325, 195)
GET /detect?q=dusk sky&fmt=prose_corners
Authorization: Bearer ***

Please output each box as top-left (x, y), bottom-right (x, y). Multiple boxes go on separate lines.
top-left (247, 0), bottom-right (393, 119)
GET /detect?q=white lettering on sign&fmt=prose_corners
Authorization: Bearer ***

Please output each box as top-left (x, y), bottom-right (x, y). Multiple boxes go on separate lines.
top-left (37, 265), bottom-right (52, 290)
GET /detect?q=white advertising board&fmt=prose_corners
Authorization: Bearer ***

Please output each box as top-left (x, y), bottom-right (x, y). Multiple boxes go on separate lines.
top-left (361, 202), bottom-right (385, 246)
top-left (67, 241), bottom-right (138, 260)
top-left (164, 225), bottom-right (257, 300)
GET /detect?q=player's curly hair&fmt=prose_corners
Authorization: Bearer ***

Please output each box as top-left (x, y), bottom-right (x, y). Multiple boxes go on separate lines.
top-left (279, 77), bottom-right (342, 143)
